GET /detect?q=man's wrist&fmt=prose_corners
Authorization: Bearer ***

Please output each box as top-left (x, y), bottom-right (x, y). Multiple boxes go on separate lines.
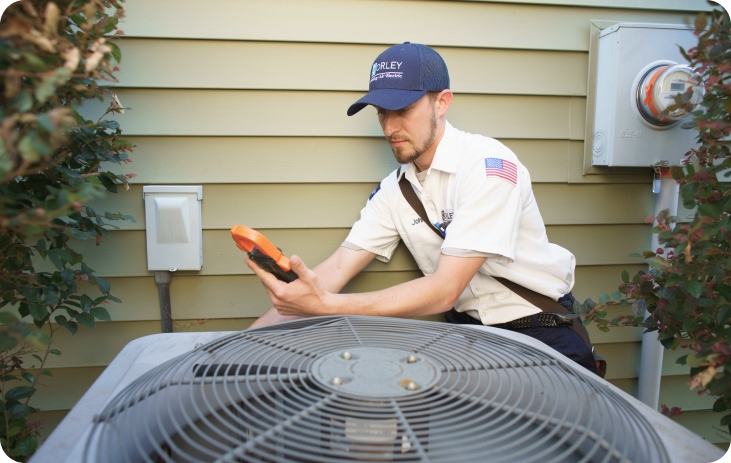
top-left (320, 292), bottom-right (346, 317)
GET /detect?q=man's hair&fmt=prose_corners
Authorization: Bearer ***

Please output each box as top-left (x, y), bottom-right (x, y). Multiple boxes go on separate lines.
top-left (427, 91), bottom-right (440, 103)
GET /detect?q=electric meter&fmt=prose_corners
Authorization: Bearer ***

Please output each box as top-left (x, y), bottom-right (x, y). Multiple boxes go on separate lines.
top-left (591, 23), bottom-right (702, 167)
top-left (636, 64), bottom-right (705, 126)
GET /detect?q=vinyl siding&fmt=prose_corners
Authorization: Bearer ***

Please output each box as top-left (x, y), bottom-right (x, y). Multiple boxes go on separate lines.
top-left (37, 0), bottom-right (725, 449)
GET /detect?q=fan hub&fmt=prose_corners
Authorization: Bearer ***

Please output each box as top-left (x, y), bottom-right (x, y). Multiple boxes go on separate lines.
top-left (310, 347), bottom-right (440, 397)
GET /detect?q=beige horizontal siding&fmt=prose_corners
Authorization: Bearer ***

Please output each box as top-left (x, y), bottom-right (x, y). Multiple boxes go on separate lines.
top-left (72, 264), bottom-right (648, 322)
top-left (568, 140), bottom-right (654, 184)
top-left (34, 322), bottom-right (158, 369)
top-left (35, 410), bottom-right (69, 441)
top-left (659, 375), bottom-right (716, 411)
top-left (27, 367), bottom-right (105, 411)
top-left (571, 264), bottom-right (646, 301)
top-left (114, 40), bottom-right (589, 96)
top-left (120, 0), bottom-right (697, 52)
top-left (81, 89), bottom-right (584, 140)
top-left (89, 183), bottom-right (655, 231)
top-left (597, 344), bottom-right (706, 383)
top-left (670, 412), bottom-right (731, 446)
top-left (596, 342), bottom-right (638, 380)
top-left (104, 137), bottom-right (568, 184)
top-left (71, 225), bottom-right (649, 277)
top-left (103, 137), bottom-right (654, 186)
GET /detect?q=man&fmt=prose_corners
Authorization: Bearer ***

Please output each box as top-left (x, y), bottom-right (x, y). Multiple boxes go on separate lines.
top-left (247, 42), bottom-right (598, 375)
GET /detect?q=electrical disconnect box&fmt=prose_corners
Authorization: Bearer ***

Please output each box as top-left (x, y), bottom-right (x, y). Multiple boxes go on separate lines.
top-left (592, 23), bottom-right (704, 167)
top-left (143, 186), bottom-right (203, 271)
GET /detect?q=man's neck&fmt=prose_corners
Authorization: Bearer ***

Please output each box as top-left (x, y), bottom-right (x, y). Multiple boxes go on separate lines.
top-left (413, 119), bottom-right (446, 173)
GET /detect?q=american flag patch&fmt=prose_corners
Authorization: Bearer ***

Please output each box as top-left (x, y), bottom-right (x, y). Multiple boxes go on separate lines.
top-left (485, 158), bottom-right (517, 184)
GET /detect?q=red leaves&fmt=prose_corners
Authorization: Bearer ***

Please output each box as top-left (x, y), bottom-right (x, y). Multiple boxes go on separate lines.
top-left (689, 228), bottom-right (704, 242)
top-left (691, 171), bottom-right (713, 182)
top-left (707, 75), bottom-right (722, 86)
top-left (660, 404), bottom-right (683, 417)
top-left (712, 342), bottom-right (731, 357)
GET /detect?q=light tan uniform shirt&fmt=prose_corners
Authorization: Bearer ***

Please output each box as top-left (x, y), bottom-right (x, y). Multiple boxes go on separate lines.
top-left (344, 122), bottom-right (575, 324)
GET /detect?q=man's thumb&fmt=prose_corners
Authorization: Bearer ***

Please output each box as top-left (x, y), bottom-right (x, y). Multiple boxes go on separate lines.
top-left (289, 255), bottom-right (305, 273)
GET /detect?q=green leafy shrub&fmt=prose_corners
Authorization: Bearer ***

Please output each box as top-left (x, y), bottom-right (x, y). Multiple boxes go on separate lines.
top-left (579, 8), bottom-right (731, 436)
top-left (0, 1), bottom-right (133, 459)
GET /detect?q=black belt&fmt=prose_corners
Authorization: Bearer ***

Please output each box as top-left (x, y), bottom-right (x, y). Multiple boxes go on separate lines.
top-left (491, 312), bottom-right (574, 330)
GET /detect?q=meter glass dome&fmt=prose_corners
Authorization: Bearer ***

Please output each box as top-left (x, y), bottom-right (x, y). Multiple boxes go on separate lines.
top-left (637, 64), bottom-right (705, 126)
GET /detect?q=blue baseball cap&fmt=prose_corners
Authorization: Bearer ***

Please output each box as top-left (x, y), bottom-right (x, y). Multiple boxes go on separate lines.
top-left (347, 42), bottom-right (450, 116)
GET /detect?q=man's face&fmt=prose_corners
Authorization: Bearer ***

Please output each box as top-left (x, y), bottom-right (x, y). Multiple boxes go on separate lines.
top-left (375, 94), bottom-right (438, 165)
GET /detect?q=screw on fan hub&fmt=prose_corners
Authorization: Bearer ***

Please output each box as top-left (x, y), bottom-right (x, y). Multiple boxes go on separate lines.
top-left (310, 347), bottom-right (440, 397)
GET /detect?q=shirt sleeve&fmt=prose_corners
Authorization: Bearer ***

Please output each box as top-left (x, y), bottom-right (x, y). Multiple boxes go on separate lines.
top-left (441, 247), bottom-right (510, 263)
top-left (344, 179), bottom-right (401, 263)
top-left (442, 146), bottom-right (524, 262)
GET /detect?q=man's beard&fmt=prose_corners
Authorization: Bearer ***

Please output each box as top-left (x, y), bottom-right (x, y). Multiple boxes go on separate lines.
top-left (389, 110), bottom-right (438, 164)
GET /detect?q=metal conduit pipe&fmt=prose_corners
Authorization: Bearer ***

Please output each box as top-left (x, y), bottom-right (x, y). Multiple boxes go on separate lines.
top-left (155, 270), bottom-right (173, 333)
top-left (637, 168), bottom-right (679, 408)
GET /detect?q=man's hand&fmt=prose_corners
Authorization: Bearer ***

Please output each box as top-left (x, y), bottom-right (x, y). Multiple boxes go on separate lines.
top-left (245, 254), bottom-right (334, 317)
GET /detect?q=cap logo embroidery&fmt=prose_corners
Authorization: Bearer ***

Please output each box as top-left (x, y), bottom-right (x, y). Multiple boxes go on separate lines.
top-left (370, 61), bottom-right (403, 83)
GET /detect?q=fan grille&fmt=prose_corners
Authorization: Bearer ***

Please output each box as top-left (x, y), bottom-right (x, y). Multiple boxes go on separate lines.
top-left (84, 316), bottom-right (669, 463)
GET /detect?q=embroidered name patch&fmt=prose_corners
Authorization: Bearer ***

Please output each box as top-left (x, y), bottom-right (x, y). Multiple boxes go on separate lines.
top-left (485, 158), bottom-right (517, 184)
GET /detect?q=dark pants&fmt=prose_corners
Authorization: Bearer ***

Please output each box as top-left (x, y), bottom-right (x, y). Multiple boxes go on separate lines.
top-left (445, 293), bottom-right (599, 375)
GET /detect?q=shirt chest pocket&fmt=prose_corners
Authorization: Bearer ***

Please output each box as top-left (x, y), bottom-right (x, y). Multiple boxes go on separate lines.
top-left (401, 214), bottom-right (431, 245)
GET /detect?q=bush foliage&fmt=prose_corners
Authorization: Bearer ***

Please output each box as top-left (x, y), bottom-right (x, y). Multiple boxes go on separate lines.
top-left (0, 0), bottom-right (132, 459)
top-left (579, 8), bottom-right (731, 436)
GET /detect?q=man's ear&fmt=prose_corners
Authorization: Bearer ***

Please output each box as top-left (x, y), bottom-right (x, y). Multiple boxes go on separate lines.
top-left (436, 90), bottom-right (453, 117)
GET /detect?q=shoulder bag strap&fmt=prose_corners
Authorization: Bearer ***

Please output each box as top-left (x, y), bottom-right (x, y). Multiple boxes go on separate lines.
top-left (394, 168), bottom-right (594, 348)
top-left (398, 171), bottom-right (444, 239)
top-left (494, 277), bottom-right (592, 348)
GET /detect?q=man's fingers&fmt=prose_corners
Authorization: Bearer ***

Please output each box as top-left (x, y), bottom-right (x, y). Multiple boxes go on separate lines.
top-left (245, 257), bottom-right (280, 286)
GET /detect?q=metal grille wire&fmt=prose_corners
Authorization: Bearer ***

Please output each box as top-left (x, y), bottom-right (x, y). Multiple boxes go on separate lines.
top-left (84, 316), bottom-right (669, 463)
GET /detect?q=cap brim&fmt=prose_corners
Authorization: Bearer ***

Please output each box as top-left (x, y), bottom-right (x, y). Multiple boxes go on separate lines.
top-left (347, 89), bottom-right (428, 116)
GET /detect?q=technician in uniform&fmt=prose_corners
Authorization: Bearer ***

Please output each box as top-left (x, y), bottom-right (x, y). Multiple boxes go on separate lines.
top-left (247, 43), bottom-right (598, 375)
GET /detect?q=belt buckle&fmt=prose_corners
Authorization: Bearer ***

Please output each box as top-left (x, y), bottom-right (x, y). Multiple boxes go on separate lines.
top-left (552, 313), bottom-right (575, 326)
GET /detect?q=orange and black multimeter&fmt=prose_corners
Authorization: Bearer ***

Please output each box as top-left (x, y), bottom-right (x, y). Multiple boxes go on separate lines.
top-left (230, 225), bottom-right (299, 283)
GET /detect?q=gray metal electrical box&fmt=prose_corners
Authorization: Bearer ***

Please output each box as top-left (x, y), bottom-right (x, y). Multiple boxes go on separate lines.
top-left (591, 23), bottom-right (700, 167)
top-left (143, 186), bottom-right (203, 271)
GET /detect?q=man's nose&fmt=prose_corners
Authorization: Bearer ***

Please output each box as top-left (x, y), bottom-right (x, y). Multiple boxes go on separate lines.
top-left (380, 111), bottom-right (399, 137)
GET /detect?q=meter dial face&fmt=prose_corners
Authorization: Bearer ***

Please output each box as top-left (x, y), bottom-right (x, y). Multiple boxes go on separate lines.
top-left (637, 64), bottom-right (705, 126)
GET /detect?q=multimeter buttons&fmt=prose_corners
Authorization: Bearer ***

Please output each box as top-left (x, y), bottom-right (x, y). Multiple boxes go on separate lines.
top-left (637, 64), bottom-right (705, 126)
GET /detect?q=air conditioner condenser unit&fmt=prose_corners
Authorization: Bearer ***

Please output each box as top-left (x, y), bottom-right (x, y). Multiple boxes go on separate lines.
top-left (32, 316), bottom-right (724, 462)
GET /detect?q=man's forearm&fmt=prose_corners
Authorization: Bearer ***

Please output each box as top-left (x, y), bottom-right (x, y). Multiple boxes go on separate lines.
top-left (266, 253), bottom-right (486, 320)
top-left (323, 272), bottom-right (460, 318)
